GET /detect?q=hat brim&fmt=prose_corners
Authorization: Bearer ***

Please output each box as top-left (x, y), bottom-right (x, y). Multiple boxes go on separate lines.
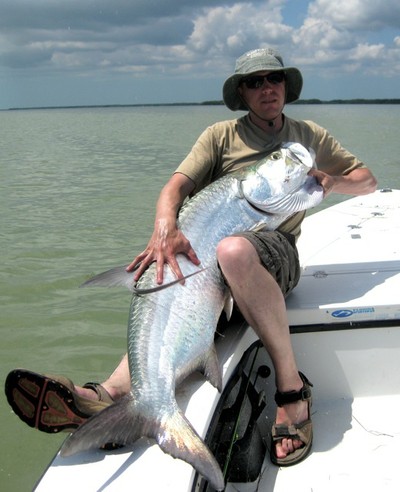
top-left (223, 67), bottom-right (303, 111)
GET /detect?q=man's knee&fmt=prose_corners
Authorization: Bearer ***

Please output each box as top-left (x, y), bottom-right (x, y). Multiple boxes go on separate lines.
top-left (217, 236), bottom-right (257, 274)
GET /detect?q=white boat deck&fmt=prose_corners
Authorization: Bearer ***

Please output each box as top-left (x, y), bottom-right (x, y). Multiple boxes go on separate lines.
top-left (244, 395), bottom-right (400, 492)
top-left (286, 188), bottom-right (400, 327)
top-left (230, 324), bottom-right (400, 492)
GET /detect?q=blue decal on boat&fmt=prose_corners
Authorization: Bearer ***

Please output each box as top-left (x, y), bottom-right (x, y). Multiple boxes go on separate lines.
top-left (331, 310), bottom-right (354, 318)
top-left (331, 307), bottom-right (375, 318)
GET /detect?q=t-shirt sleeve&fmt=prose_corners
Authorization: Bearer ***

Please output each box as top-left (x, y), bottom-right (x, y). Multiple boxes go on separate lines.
top-left (304, 120), bottom-right (364, 175)
top-left (174, 126), bottom-right (223, 194)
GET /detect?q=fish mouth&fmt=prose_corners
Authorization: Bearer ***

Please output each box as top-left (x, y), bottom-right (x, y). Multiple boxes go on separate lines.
top-left (285, 146), bottom-right (307, 167)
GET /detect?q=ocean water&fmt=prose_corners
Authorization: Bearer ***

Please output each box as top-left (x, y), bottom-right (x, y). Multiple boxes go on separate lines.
top-left (1, 104), bottom-right (399, 490)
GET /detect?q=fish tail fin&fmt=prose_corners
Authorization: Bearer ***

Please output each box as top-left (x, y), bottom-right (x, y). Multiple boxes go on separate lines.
top-left (158, 408), bottom-right (225, 491)
top-left (60, 395), bottom-right (224, 490)
top-left (60, 394), bottom-right (143, 456)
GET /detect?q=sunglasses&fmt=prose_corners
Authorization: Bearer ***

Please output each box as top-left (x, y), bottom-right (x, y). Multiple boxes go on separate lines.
top-left (241, 72), bottom-right (285, 89)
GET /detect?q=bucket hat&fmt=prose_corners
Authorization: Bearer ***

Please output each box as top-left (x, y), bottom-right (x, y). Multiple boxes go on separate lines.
top-left (223, 48), bottom-right (303, 111)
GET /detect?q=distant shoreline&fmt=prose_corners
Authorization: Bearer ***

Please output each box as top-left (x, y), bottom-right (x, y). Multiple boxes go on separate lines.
top-left (4, 98), bottom-right (400, 111)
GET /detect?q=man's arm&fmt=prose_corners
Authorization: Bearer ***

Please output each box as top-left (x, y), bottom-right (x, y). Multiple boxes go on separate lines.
top-left (126, 172), bottom-right (199, 284)
top-left (309, 167), bottom-right (377, 197)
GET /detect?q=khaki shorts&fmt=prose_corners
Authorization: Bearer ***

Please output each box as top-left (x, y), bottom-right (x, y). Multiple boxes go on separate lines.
top-left (233, 230), bottom-right (300, 297)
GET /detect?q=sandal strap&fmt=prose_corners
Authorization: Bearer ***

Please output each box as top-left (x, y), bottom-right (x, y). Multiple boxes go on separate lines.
top-left (83, 382), bottom-right (114, 404)
top-left (272, 420), bottom-right (312, 445)
top-left (274, 372), bottom-right (313, 407)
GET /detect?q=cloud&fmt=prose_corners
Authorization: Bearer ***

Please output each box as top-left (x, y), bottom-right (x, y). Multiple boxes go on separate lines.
top-left (0, 0), bottom-right (399, 107)
top-left (0, 0), bottom-right (197, 72)
top-left (308, 0), bottom-right (400, 31)
top-left (188, 1), bottom-right (290, 53)
top-left (184, 1), bottom-right (294, 77)
top-left (289, 0), bottom-right (400, 77)
top-left (1, 0), bottom-right (399, 75)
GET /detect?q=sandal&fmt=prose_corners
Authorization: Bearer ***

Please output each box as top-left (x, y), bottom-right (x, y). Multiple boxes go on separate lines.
top-left (270, 372), bottom-right (313, 466)
top-left (4, 369), bottom-right (113, 434)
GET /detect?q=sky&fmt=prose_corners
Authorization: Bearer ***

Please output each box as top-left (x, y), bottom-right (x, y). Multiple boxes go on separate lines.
top-left (0, 0), bottom-right (399, 109)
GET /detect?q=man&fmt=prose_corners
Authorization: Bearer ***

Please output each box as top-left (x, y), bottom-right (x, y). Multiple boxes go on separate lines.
top-left (6, 48), bottom-right (376, 466)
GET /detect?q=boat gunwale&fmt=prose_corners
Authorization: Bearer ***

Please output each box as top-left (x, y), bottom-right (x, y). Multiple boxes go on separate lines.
top-left (290, 318), bottom-right (400, 333)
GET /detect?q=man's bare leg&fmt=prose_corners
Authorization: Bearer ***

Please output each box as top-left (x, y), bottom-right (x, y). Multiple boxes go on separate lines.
top-left (216, 236), bottom-right (308, 460)
top-left (76, 354), bottom-right (131, 401)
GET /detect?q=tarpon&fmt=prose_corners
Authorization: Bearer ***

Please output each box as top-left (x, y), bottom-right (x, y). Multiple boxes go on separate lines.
top-left (61, 143), bottom-right (323, 490)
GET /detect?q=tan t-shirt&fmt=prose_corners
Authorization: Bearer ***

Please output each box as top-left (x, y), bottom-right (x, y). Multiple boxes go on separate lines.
top-left (175, 114), bottom-right (364, 239)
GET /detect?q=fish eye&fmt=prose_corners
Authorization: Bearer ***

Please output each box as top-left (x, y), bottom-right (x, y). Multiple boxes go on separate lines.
top-left (271, 152), bottom-right (281, 160)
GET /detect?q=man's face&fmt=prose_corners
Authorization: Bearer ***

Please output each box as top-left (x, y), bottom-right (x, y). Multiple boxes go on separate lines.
top-left (238, 70), bottom-right (286, 123)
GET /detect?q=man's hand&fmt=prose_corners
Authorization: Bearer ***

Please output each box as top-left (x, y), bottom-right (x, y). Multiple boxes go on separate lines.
top-left (308, 168), bottom-right (336, 196)
top-left (126, 172), bottom-right (198, 285)
top-left (126, 220), bottom-right (200, 285)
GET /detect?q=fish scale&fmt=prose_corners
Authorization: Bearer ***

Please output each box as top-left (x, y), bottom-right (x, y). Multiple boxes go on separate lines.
top-left (60, 143), bottom-right (324, 491)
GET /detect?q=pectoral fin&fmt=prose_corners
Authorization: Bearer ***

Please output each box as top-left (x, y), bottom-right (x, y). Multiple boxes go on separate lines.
top-left (80, 265), bottom-right (136, 291)
top-left (81, 265), bottom-right (208, 295)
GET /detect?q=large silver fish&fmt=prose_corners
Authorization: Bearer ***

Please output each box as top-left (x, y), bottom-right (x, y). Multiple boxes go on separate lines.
top-left (61, 143), bottom-right (323, 490)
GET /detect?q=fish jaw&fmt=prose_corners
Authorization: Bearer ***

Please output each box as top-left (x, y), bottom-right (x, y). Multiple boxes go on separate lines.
top-left (240, 142), bottom-right (323, 213)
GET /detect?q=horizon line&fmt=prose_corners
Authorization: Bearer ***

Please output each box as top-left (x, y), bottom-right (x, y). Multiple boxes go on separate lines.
top-left (3, 98), bottom-right (400, 111)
